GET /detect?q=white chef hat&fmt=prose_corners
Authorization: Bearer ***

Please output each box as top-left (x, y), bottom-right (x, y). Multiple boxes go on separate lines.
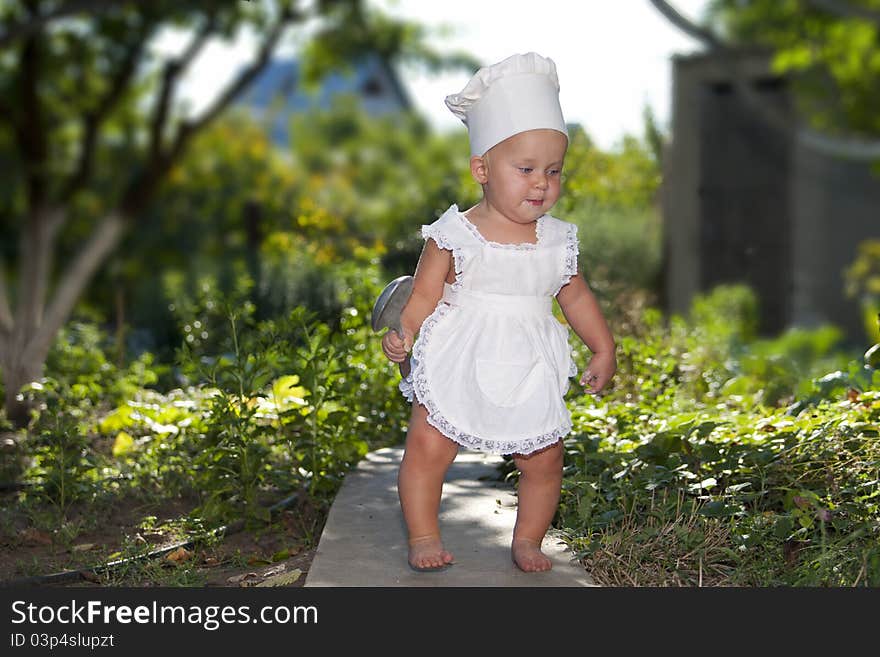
top-left (445, 52), bottom-right (568, 157)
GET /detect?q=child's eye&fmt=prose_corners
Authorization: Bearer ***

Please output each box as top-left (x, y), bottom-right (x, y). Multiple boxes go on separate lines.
top-left (518, 167), bottom-right (533, 174)
top-left (547, 169), bottom-right (561, 176)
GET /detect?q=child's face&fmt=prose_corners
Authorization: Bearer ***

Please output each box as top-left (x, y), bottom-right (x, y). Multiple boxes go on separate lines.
top-left (478, 129), bottom-right (568, 225)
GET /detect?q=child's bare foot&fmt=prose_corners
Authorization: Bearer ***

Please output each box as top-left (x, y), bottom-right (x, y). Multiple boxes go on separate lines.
top-left (511, 537), bottom-right (552, 572)
top-left (408, 535), bottom-right (454, 571)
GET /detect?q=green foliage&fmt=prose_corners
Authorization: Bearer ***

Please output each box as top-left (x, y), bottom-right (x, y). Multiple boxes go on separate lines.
top-left (602, 285), bottom-right (851, 410)
top-left (134, 104), bottom-right (470, 357)
top-left (176, 306), bottom-right (284, 525)
top-left (13, 261), bottom-right (408, 529)
top-left (845, 239), bottom-right (880, 343)
top-left (142, 99), bottom-right (664, 359)
top-left (556, 284), bottom-right (880, 586)
top-left (43, 316), bottom-right (164, 405)
top-left (17, 378), bottom-right (102, 519)
top-left (11, 269), bottom-right (880, 586)
top-left (286, 99), bottom-right (475, 272)
top-left (554, 128), bottom-right (663, 294)
top-left (708, 0), bottom-right (880, 138)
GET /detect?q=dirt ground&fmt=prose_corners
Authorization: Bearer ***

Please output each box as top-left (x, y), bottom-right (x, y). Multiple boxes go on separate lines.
top-left (0, 494), bottom-right (322, 588)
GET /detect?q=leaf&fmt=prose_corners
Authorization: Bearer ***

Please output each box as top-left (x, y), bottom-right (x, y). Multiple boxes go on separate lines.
top-left (70, 543), bottom-right (96, 553)
top-left (688, 477), bottom-right (717, 492)
top-left (256, 568), bottom-right (302, 587)
top-left (79, 570), bottom-right (102, 584)
top-left (773, 515), bottom-right (795, 540)
top-left (21, 528), bottom-right (52, 546)
top-left (112, 431), bottom-right (135, 457)
top-left (227, 572), bottom-right (262, 586)
top-left (270, 375), bottom-right (309, 409)
top-left (99, 405), bottom-right (135, 433)
top-left (164, 547), bottom-right (192, 563)
top-left (698, 501), bottom-right (737, 518)
top-left (271, 546), bottom-right (302, 562)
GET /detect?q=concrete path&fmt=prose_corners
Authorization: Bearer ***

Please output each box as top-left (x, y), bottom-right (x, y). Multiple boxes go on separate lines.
top-left (304, 447), bottom-right (596, 587)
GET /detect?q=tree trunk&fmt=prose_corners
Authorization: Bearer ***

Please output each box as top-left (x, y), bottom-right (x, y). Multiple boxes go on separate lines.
top-left (0, 210), bottom-right (126, 427)
top-left (1, 346), bottom-right (42, 429)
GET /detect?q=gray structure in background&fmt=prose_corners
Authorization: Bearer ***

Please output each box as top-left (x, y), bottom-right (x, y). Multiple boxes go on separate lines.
top-left (662, 50), bottom-right (880, 342)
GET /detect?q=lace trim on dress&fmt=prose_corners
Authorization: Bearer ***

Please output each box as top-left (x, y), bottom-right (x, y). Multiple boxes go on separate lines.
top-left (552, 222), bottom-right (579, 296)
top-left (405, 302), bottom-right (571, 456)
top-left (456, 209), bottom-right (544, 251)
top-left (398, 367), bottom-right (416, 402)
top-left (421, 225), bottom-right (466, 292)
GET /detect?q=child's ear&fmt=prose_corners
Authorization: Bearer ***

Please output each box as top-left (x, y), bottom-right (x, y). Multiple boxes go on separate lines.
top-left (470, 155), bottom-right (489, 184)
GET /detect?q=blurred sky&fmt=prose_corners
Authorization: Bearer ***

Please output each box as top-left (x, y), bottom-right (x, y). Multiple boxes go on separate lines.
top-left (159, 0), bottom-right (710, 150)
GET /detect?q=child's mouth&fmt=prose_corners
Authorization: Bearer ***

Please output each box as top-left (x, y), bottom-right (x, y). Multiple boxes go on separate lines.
top-left (526, 199), bottom-right (543, 206)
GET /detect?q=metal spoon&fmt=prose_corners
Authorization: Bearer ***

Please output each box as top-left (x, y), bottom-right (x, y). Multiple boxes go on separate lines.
top-left (371, 275), bottom-right (414, 377)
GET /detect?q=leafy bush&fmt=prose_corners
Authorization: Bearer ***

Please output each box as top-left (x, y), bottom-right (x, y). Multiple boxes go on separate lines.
top-left (17, 377), bottom-right (101, 517)
top-left (15, 260), bottom-right (410, 531)
top-left (555, 284), bottom-right (880, 586)
top-left (845, 239), bottom-right (880, 343)
top-left (43, 318), bottom-right (163, 407)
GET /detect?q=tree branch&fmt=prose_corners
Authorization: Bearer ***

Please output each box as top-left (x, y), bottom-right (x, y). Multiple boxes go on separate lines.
top-left (173, 6), bottom-right (293, 151)
top-left (648, 0), bottom-right (723, 48)
top-left (806, 0), bottom-right (880, 24)
top-left (12, 207), bottom-right (57, 356)
top-left (23, 211), bottom-right (126, 366)
top-left (149, 11), bottom-right (217, 162)
top-left (648, 0), bottom-right (880, 161)
top-left (16, 30), bottom-right (47, 210)
top-left (0, 0), bottom-right (153, 50)
top-left (60, 24), bottom-right (155, 205)
top-left (122, 6), bottom-right (295, 215)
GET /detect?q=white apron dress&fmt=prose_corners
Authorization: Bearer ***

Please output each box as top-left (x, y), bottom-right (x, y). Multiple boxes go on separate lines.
top-left (399, 204), bottom-right (580, 455)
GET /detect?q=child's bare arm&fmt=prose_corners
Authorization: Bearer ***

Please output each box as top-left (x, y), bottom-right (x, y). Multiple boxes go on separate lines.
top-left (401, 239), bottom-right (452, 338)
top-left (382, 238), bottom-right (451, 363)
top-left (556, 270), bottom-right (616, 393)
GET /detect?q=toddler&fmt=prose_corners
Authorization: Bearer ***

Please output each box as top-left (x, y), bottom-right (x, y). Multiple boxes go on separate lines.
top-left (381, 52), bottom-right (616, 573)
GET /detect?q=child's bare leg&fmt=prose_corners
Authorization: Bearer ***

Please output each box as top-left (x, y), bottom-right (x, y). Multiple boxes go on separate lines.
top-left (511, 440), bottom-right (563, 572)
top-left (397, 401), bottom-right (459, 569)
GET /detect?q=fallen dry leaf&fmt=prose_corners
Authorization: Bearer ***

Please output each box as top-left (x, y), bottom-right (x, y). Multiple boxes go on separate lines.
top-left (70, 543), bottom-right (96, 553)
top-left (256, 568), bottom-right (302, 587)
top-left (164, 547), bottom-right (192, 563)
top-left (79, 570), bottom-right (102, 584)
top-left (21, 528), bottom-right (52, 546)
top-left (227, 572), bottom-right (262, 587)
top-left (792, 496), bottom-right (810, 509)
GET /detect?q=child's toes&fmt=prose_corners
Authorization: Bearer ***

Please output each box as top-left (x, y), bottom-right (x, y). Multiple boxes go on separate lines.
top-left (408, 536), bottom-right (452, 571)
top-left (511, 539), bottom-right (553, 572)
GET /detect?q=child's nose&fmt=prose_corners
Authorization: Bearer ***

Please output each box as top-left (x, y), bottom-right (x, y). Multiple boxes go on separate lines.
top-left (533, 174), bottom-right (549, 189)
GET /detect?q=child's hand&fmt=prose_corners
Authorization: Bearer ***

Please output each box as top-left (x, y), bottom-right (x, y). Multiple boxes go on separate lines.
top-left (579, 351), bottom-right (617, 396)
top-left (381, 327), bottom-right (413, 363)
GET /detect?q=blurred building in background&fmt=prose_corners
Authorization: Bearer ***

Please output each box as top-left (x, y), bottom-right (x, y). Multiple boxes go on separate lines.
top-left (662, 50), bottom-right (880, 342)
top-left (238, 52), bottom-right (411, 147)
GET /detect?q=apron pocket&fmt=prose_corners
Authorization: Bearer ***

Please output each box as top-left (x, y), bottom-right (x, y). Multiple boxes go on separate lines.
top-left (475, 358), bottom-right (546, 408)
